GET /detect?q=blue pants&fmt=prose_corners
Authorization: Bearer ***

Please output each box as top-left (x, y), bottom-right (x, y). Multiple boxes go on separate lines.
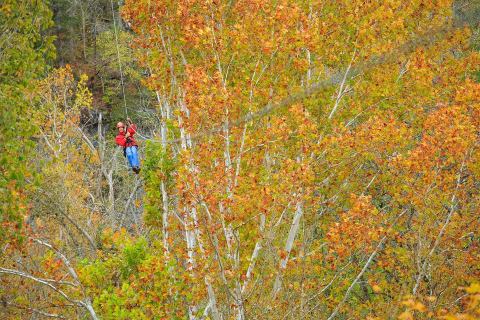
top-left (125, 146), bottom-right (140, 168)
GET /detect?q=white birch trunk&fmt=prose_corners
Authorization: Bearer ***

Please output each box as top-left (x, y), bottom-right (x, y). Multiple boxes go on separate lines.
top-left (222, 107), bottom-right (246, 320)
top-left (177, 97), bottom-right (221, 320)
top-left (160, 180), bottom-right (170, 253)
top-left (185, 208), bottom-right (197, 270)
top-left (155, 91), bottom-right (171, 254)
top-left (273, 201), bottom-right (304, 295)
top-left (205, 277), bottom-right (222, 320)
top-left (242, 214), bottom-right (265, 294)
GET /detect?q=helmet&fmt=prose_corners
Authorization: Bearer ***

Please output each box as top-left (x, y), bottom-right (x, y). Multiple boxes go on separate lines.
top-left (116, 122), bottom-right (125, 128)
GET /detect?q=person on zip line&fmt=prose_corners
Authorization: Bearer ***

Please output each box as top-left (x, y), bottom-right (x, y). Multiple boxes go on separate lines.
top-left (115, 117), bottom-right (140, 174)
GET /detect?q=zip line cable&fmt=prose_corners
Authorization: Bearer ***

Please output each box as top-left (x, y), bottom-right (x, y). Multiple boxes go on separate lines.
top-left (110, 0), bottom-right (128, 117)
top-left (144, 21), bottom-right (468, 145)
top-left (110, 2), bottom-right (151, 141)
top-left (108, 10), bottom-right (468, 146)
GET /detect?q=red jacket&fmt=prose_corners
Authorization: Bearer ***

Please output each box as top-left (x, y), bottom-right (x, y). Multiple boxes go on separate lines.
top-left (115, 124), bottom-right (138, 147)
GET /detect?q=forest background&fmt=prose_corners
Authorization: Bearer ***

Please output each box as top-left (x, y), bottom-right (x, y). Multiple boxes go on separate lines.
top-left (1, 0), bottom-right (480, 319)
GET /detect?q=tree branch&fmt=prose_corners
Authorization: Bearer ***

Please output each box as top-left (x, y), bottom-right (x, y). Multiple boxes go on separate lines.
top-left (327, 209), bottom-right (407, 320)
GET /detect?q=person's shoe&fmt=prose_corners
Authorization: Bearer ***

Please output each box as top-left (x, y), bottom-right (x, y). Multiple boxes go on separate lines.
top-left (133, 167), bottom-right (140, 174)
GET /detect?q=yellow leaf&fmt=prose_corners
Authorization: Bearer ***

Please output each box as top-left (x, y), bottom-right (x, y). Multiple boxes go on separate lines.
top-left (412, 302), bottom-right (426, 312)
top-left (466, 283), bottom-right (480, 294)
top-left (398, 311), bottom-right (413, 320)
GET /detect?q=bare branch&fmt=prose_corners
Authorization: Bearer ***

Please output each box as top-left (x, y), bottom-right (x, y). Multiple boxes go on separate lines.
top-left (0, 267), bottom-right (79, 305)
top-left (328, 48), bottom-right (356, 120)
top-left (412, 158), bottom-right (466, 295)
top-left (4, 301), bottom-right (66, 319)
top-left (327, 209), bottom-right (407, 320)
top-left (30, 239), bottom-right (81, 284)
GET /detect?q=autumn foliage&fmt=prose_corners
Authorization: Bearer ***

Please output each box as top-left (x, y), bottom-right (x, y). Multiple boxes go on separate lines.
top-left (1, 0), bottom-right (480, 319)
